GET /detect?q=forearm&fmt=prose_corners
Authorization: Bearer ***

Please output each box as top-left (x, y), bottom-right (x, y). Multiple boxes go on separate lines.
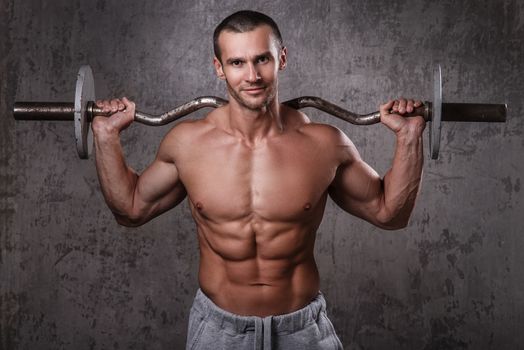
top-left (380, 129), bottom-right (424, 228)
top-left (94, 129), bottom-right (139, 219)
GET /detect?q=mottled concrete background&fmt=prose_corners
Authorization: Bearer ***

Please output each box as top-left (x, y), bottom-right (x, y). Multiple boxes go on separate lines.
top-left (1, 0), bottom-right (523, 349)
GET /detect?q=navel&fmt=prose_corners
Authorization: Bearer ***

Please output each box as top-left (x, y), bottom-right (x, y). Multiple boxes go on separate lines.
top-left (304, 203), bottom-right (311, 211)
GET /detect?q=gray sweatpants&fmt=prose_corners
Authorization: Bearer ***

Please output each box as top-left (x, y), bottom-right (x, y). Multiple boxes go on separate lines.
top-left (186, 289), bottom-right (343, 350)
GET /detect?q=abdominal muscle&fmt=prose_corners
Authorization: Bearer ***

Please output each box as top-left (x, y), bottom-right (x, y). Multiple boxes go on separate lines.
top-left (195, 214), bottom-right (322, 317)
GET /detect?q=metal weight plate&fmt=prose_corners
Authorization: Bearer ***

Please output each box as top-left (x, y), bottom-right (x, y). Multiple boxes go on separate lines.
top-left (74, 65), bottom-right (95, 159)
top-left (430, 64), bottom-right (442, 159)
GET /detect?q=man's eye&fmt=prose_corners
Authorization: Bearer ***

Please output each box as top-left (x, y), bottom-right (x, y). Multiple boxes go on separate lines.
top-left (232, 61), bottom-right (242, 67)
top-left (258, 57), bottom-right (269, 63)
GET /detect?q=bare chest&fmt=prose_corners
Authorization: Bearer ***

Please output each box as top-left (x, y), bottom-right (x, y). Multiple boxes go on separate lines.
top-left (177, 136), bottom-right (338, 223)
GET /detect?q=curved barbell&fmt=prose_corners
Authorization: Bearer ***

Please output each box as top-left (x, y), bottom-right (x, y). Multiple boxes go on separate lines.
top-left (13, 65), bottom-right (506, 159)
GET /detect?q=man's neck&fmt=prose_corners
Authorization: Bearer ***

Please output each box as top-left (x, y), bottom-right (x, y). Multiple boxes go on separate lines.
top-left (226, 97), bottom-right (284, 146)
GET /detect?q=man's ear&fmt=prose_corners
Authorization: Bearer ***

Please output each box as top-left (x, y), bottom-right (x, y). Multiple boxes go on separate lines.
top-left (278, 46), bottom-right (287, 70)
top-left (213, 57), bottom-right (226, 80)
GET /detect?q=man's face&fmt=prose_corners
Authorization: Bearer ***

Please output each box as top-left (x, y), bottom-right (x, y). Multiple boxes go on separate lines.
top-left (213, 25), bottom-right (287, 111)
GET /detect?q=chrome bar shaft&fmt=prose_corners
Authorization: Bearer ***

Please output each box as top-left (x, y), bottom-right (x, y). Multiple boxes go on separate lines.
top-left (14, 96), bottom-right (505, 126)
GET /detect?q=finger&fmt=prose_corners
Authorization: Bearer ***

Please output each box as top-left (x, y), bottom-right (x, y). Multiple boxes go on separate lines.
top-left (406, 99), bottom-right (414, 113)
top-left (398, 98), bottom-right (407, 114)
top-left (414, 100), bottom-right (422, 107)
top-left (111, 99), bottom-right (121, 113)
top-left (101, 100), bottom-right (111, 113)
top-left (392, 100), bottom-right (400, 112)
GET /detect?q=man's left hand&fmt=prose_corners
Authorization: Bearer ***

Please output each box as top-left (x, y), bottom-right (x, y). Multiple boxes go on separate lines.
top-left (380, 98), bottom-right (426, 137)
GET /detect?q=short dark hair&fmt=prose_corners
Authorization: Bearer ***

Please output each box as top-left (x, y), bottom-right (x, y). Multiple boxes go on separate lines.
top-left (213, 10), bottom-right (283, 62)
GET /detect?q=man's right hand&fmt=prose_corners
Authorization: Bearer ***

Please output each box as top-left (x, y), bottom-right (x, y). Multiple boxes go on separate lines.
top-left (92, 97), bottom-right (136, 135)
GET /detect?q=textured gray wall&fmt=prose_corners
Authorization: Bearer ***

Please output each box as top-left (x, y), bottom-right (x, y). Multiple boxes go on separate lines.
top-left (1, 0), bottom-right (523, 349)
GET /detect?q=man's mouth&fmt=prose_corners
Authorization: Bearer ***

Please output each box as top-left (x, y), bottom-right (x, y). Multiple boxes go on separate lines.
top-left (242, 86), bottom-right (266, 94)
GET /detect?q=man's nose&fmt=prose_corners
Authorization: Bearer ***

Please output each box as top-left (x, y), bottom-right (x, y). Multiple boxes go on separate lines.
top-left (246, 63), bottom-right (260, 82)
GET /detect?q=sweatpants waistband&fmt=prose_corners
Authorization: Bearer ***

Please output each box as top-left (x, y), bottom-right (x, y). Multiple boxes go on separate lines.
top-left (191, 288), bottom-right (326, 335)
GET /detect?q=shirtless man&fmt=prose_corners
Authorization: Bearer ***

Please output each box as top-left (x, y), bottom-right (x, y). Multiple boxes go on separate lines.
top-left (92, 10), bottom-right (425, 350)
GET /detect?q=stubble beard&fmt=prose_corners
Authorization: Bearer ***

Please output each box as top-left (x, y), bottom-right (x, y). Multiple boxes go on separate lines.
top-left (226, 79), bottom-right (278, 111)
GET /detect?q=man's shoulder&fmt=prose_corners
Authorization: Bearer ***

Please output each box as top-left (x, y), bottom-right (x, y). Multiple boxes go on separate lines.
top-left (297, 119), bottom-right (353, 147)
top-left (279, 103), bottom-right (355, 150)
top-left (297, 122), bottom-right (360, 165)
top-left (156, 113), bottom-right (218, 160)
top-left (163, 113), bottom-right (217, 144)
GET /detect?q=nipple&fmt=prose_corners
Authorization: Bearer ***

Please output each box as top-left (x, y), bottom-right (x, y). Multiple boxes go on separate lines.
top-left (195, 202), bottom-right (203, 210)
top-left (304, 203), bottom-right (311, 211)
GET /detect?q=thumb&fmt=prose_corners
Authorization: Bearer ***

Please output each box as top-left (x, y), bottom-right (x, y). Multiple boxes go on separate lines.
top-left (379, 100), bottom-right (395, 118)
top-left (109, 98), bottom-right (135, 131)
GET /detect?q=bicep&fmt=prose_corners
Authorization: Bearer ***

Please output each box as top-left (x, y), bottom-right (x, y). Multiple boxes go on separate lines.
top-left (328, 142), bottom-right (384, 223)
top-left (137, 158), bottom-right (186, 206)
top-left (132, 137), bottom-right (187, 222)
